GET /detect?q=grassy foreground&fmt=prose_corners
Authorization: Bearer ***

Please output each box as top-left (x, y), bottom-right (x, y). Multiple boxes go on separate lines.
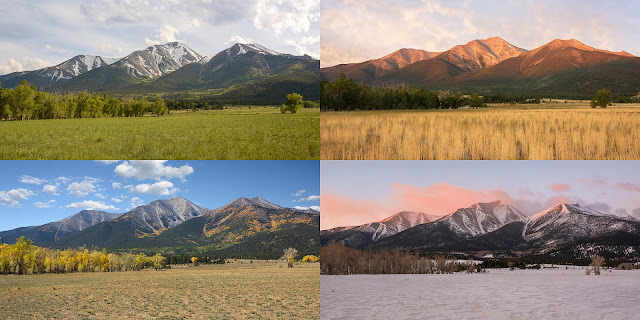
top-left (321, 103), bottom-right (640, 160)
top-left (0, 107), bottom-right (319, 160)
top-left (0, 261), bottom-right (319, 319)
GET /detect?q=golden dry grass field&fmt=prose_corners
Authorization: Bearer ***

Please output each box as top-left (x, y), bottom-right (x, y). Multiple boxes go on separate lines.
top-left (320, 103), bottom-right (640, 160)
top-left (0, 261), bottom-right (319, 320)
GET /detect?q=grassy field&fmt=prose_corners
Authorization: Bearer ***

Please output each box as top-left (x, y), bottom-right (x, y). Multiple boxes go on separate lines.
top-left (0, 261), bottom-right (319, 319)
top-left (0, 107), bottom-right (319, 160)
top-left (321, 103), bottom-right (640, 160)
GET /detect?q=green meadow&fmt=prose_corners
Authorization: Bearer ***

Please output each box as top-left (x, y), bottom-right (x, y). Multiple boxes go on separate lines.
top-left (0, 107), bottom-right (320, 160)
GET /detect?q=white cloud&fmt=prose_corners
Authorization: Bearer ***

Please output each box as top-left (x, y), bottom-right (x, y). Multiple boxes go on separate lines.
top-left (96, 160), bottom-right (120, 164)
top-left (55, 176), bottom-right (71, 184)
top-left (294, 205), bottom-right (320, 212)
top-left (112, 182), bottom-right (122, 189)
top-left (224, 36), bottom-right (254, 45)
top-left (130, 181), bottom-right (179, 196)
top-left (34, 200), bottom-right (56, 208)
top-left (284, 36), bottom-right (319, 58)
top-left (111, 197), bottom-right (123, 203)
top-left (291, 189), bottom-right (306, 196)
top-left (95, 193), bottom-right (106, 199)
top-left (130, 197), bottom-right (145, 208)
top-left (66, 200), bottom-right (117, 211)
top-left (114, 160), bottom-right (194, 181)
top-left (67, 180), bottom-right (97, 197)
top-left (0, 188), bottom-right (36, 207)
top-left (293, 195), bottom-right (320, 202)
top-left (252, 0), bottom-right (320, 36)
top-left (19, 175), bottom-right (47, 185)
top-left (0, 56), bottom-right (51, 74)
top-left (144, 24), bottom-right (181, 45)
top-left (42, 184), bottom-right (60, 195)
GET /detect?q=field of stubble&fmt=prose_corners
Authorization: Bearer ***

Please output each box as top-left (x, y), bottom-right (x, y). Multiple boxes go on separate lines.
top-left (321, 103), bottom-right (640, 160)
top-left (0, 261), bottom-right (319, 319)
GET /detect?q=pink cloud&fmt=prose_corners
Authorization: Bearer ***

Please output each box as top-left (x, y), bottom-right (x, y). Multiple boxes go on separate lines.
top-left (390, 182), bottom-right (515, 216)
top-left (617, 183), bottom-right (640, 192)
top-left (552, 183), bottom-right (570, 192)
top-left (320, 193), bottom-right (392, 230)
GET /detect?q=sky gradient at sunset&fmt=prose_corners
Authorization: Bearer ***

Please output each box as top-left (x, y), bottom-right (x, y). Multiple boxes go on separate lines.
top-left (321, 0), bottom-right (640, 67)
top-left (321, 161), bottom-right (640, 230)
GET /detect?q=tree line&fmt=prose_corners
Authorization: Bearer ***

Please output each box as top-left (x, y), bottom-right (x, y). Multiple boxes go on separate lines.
top-left (320, 242), bottom-right (481, 275)
top-left (321, 75), bottom-right (489, 111)
top-left (0, 80), bottom-right (168, 121)
top-left (0, 236), bottom-right (167, 275)
top-left (321, 74), bottom-right (640, 111)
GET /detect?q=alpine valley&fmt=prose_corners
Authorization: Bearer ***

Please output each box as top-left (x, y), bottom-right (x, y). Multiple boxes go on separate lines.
top-left (321, 37), bottom-right (640, 97)
top-left (0, 42), bottom-right (320, 104)
top-left (0, 196), bottom-right (319, 259)
top-left (321, 201), bottom-right (640, 260)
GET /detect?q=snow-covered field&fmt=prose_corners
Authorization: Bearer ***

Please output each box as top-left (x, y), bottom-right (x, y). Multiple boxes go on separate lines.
top-left (321, 268), bottom-right (640, 319)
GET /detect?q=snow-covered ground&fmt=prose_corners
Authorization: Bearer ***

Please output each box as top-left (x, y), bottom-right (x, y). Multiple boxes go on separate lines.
top-left (321, 268), bottom-right (640, 319)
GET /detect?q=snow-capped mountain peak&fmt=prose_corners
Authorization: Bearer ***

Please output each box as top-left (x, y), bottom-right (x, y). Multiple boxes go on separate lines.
top-left (116, 42), bottom-right (203, 78)
top-left (439, 200), bottom-right (526, 237)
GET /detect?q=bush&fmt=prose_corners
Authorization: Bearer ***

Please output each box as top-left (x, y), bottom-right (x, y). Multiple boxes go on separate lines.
top-left (301, 255), bottom-right (319, 262)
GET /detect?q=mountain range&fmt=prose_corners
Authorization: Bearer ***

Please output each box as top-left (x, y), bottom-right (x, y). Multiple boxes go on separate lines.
top-left (321, 201), bottom-right (640, 260)
top-left (0, 42), bottom-right (320, 103)
top-left (321, 37), bottom-right (640, 97)
top-left (0, 196), bottom-right (319, 259)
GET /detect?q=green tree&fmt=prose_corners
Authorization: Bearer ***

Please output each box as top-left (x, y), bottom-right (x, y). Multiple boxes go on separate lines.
top-left (281, 93), bottom-right (304, 114)
top-left (594, 89), bottom-right (612, 108)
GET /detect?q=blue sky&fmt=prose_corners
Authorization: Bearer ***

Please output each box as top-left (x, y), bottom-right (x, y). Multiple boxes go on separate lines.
top-left (0, 160), bottom-right (319, 231)
top-left (0, 0), bottom-right (319, 75)
top-left (321, 0), bottom-right (640, 67)
top-left (321, 161), bottom-right (640, 229)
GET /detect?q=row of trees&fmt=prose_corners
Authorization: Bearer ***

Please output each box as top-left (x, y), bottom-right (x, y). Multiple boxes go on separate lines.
top-left (321, 75), bottom-right (640, 111)
top-left (0, 80), bottom-right (168, 120)
top-left (321, 75), bottom-right (489, 111)
top-left (0, 237), bottom-right (166, 275)
top-left (320, 242), bottom-right (479, 275)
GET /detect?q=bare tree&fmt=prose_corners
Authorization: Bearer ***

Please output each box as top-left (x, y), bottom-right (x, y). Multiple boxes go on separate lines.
top-left (591, 256), bottom-right (605, 275)
top-left (281, 247), bottom-right (298, 268)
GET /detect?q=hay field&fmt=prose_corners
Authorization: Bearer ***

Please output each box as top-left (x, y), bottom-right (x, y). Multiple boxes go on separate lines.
top-left (321, 103), bottom-right (640, 160)
top-left (0, 107), bottom-right (320, 160)
top-left (0, 261), bottom-right (319, 319)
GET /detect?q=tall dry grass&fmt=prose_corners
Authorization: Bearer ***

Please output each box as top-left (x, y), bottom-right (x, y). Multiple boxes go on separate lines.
top-left (321, 106), bottom-right (640, 160)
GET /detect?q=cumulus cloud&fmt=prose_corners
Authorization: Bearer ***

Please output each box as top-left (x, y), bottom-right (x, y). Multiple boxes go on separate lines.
top-left (284, 36), bottom-right (320, 58)
top-left (0, 57), bottom-right (51, 74)
top-left (112, 182), bottom-right (122, 189)
top-left (613, 208), bottom-right (629, 216)
top-left (111, 197), bottom-right (123, 203)
top-left (291, 189), bottom-right (306, 196)
top-left (114, 160), bottom-right (194, 181)
top-left (42, 184), bottom-right (60, 195)
top-left (130, 181), bottom-right (179, 196)
top-left (55, 176), bottom-right (71, 184)
top-left (95, 193), bottom-right (106, 199)
top-left (67, 178), bottom-right (100, 197)
top-left (19, 175), bottom-right (47, 185)
top-left (294, 205), bottom-right (320, 212)
top-left (0, 188), bottom-right (36, 207)
top-left (34, 200), bottom-right (56, 208)
top-left (252, 0), bottom-right (319, 35)
top-left (130, 197), bottom-right (145, 208)
top-left (66, 200), bottom-right (117, 211)
top-left (144, 24), bottom-right (182, 46)
top-left (293, 195), bottom-right (320, 202)
top-left (224, 36), bottom-right (254, 45)
top-left (96, 160), bottom-right (120, 164)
